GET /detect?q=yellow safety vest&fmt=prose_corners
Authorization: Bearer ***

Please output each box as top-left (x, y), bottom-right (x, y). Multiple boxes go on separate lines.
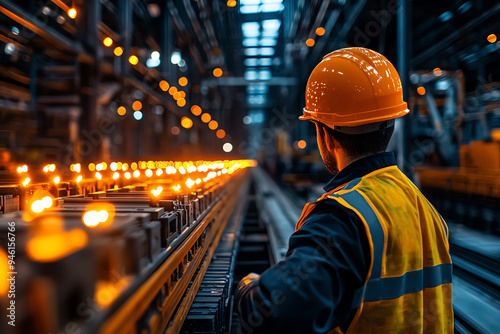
top-left (296, 166), bottom-right (453, 333)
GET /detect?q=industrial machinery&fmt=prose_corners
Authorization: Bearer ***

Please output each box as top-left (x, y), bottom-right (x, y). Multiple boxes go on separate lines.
top-left (0, 160), bottom-right (255, 334)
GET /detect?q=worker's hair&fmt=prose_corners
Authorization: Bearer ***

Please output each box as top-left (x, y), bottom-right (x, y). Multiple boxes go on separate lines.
top-left (319, 123), bottom-right (395, 158)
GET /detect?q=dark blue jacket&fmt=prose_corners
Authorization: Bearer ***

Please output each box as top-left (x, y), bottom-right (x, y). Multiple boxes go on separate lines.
top-left (236, 153), bottom-right (398, 333)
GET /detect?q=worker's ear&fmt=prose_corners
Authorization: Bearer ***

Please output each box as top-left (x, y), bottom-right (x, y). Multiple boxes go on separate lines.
top-left (322, 127), bottom-right (338, 152)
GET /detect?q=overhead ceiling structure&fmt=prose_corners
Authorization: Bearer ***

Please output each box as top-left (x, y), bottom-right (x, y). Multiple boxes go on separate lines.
top-left (0, 0), bottom-right (498, 164)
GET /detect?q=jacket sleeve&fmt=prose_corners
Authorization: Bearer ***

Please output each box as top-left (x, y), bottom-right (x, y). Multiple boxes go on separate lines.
top-left (235, 204), bottom-right (370, 334)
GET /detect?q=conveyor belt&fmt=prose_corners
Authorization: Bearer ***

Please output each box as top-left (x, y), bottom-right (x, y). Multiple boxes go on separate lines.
top-left (181, 173), bottom-right (279, 334)
top-left (0, 160), bottom-right (254, 334)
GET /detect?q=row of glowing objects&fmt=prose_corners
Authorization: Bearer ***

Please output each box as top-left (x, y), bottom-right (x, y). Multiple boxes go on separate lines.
top-left (88, 161), bottom-right (237, 172)
top-left (20, 160), bottom-right (252, 186)
top-left (96, 166), bottom-right (233, 182)
top-left (29, 176), bottom-right (237, 229)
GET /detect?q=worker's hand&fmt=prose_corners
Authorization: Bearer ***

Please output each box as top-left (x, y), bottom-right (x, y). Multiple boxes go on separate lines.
top-left (236, 273), bottom-right (260, 300)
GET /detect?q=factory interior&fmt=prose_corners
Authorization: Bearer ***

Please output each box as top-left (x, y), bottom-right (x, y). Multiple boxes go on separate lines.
top-left (0, 0), bottom-right (499, 333)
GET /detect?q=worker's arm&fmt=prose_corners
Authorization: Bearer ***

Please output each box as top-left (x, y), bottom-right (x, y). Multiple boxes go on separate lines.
top-left (235, 204), bottom-right (370, 334)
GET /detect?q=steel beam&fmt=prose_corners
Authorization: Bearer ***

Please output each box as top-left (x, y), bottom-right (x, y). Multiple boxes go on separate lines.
top-left (202, 77), bottom-right (298, 87)
top-left (330, 0), bottom-right (367, 50)
top-left (0, 0), bottom-right (91, 62)
top-left (77, 0), bottom-right (102, 163)
top-left (397, 0), bottom-right (411, 174)
top-left (413, 3), bottom-right (500, 66)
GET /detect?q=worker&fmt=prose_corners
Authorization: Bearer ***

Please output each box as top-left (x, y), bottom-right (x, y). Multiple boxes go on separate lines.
top-left (235, 47), bottom-right (453, 333)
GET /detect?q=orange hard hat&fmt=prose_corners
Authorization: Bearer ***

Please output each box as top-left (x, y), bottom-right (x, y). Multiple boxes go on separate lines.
top-left (300, 47), bottom-right (409, 134)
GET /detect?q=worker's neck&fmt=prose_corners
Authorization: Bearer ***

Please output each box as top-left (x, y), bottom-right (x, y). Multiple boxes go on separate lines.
top-left (336, 151), bottom-right (379, 172)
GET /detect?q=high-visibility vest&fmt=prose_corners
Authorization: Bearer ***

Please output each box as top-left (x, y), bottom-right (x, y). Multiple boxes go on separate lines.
top-left (295, 166), bottom-right (453, 333)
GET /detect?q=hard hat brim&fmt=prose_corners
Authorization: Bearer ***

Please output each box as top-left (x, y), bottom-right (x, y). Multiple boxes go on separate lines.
top-left (300, 103), bottom-right (409, 128)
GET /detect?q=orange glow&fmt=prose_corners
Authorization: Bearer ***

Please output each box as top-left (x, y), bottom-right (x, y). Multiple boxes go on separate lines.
top-left (27, 190), bottom-right (54, 215)
top-left (117, 106), bottom-right (126, 116)
top-left (41, 196), bottom-right (53, 209)
top-left (53, 176), bottom-right (60, 184)
top-left (177, 98), bottom-right (186, 107)
top-left (17, 165), bottom-right (27, 173)
top-left (298, 140), bottom-right (307, 149)
top-left (208, 120), bottom-right (218, 130)
top-left (171, 126), bottom-right (180, 135)
top-left (114, 47), bottom-right (123, 56)
top-left (159, 80), bottom-right (170, 91)
top-left (417, 86), bottom-right (426, 95)
top-left (89, 163), bottom-right (96, 171)
top-left (178, 77), bottom-right (188, 86)
top-left (22, 177), bottom-right (30, 187)
top-left (173, 92), bottom-right (182, 100)
top-left (26, 229), bottom-right (88, 262)
top-left (131, 162), bottom-right (138, 170)
top-left (67, 8), bottom-right (77, 19)
top-left (82, 203), bottom-right (115, 228)
top-left (191, 105), bottom-right (202, 116)
top-left (31, 200), bottom-right (44, 213)
top-left (316, 27), bottom-right (325, 36)
top-left (169, 86), bottom-right (178, 95)
top-left (201, 113), bottom-right (211, 123)
top-left (306, 38), bottom-right (315, 47)
top-left (95, 277), bottom-right (132, 308)
top-left (173, 184), bottom-right (181, 192)
top-left (43, 166), bottom-right (49, 172)
top-left (181, 117), bottom-right (193, 129)
top-left (491, 129), bottom-right (500, 142)
top-left (487, 34), bottom-right (497, 43)
top-left (213, 68), bottom-right (223, 77)
top-left (76, 175), bottom-right (83, 183)
top-left (83, 210), bottom-right (109, 228)
top-left (95, 172), bottom-right (102, 180)
top-left (132, 101), bottom-right (142, 111)
top-left (151, 186), bottom-right (163, 197)
top-left (112, 172), bottom-right (120, 180)
top-left (103, 37), bottom-right (113, 47)
top-left (129, 55), bottom-right (139, 65)
top-left (227, 0), bottom-right (237, 7)
top-left (179, 91), bottom-right (186, 98)
top-left (185, 178), bottom-right (195, 188)
top-left (0, 248), bottom-right (8, 294)
top-left (433, 68), bottom-right (443, 76)
top-left (216, 129), bottom-right (226, 139)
